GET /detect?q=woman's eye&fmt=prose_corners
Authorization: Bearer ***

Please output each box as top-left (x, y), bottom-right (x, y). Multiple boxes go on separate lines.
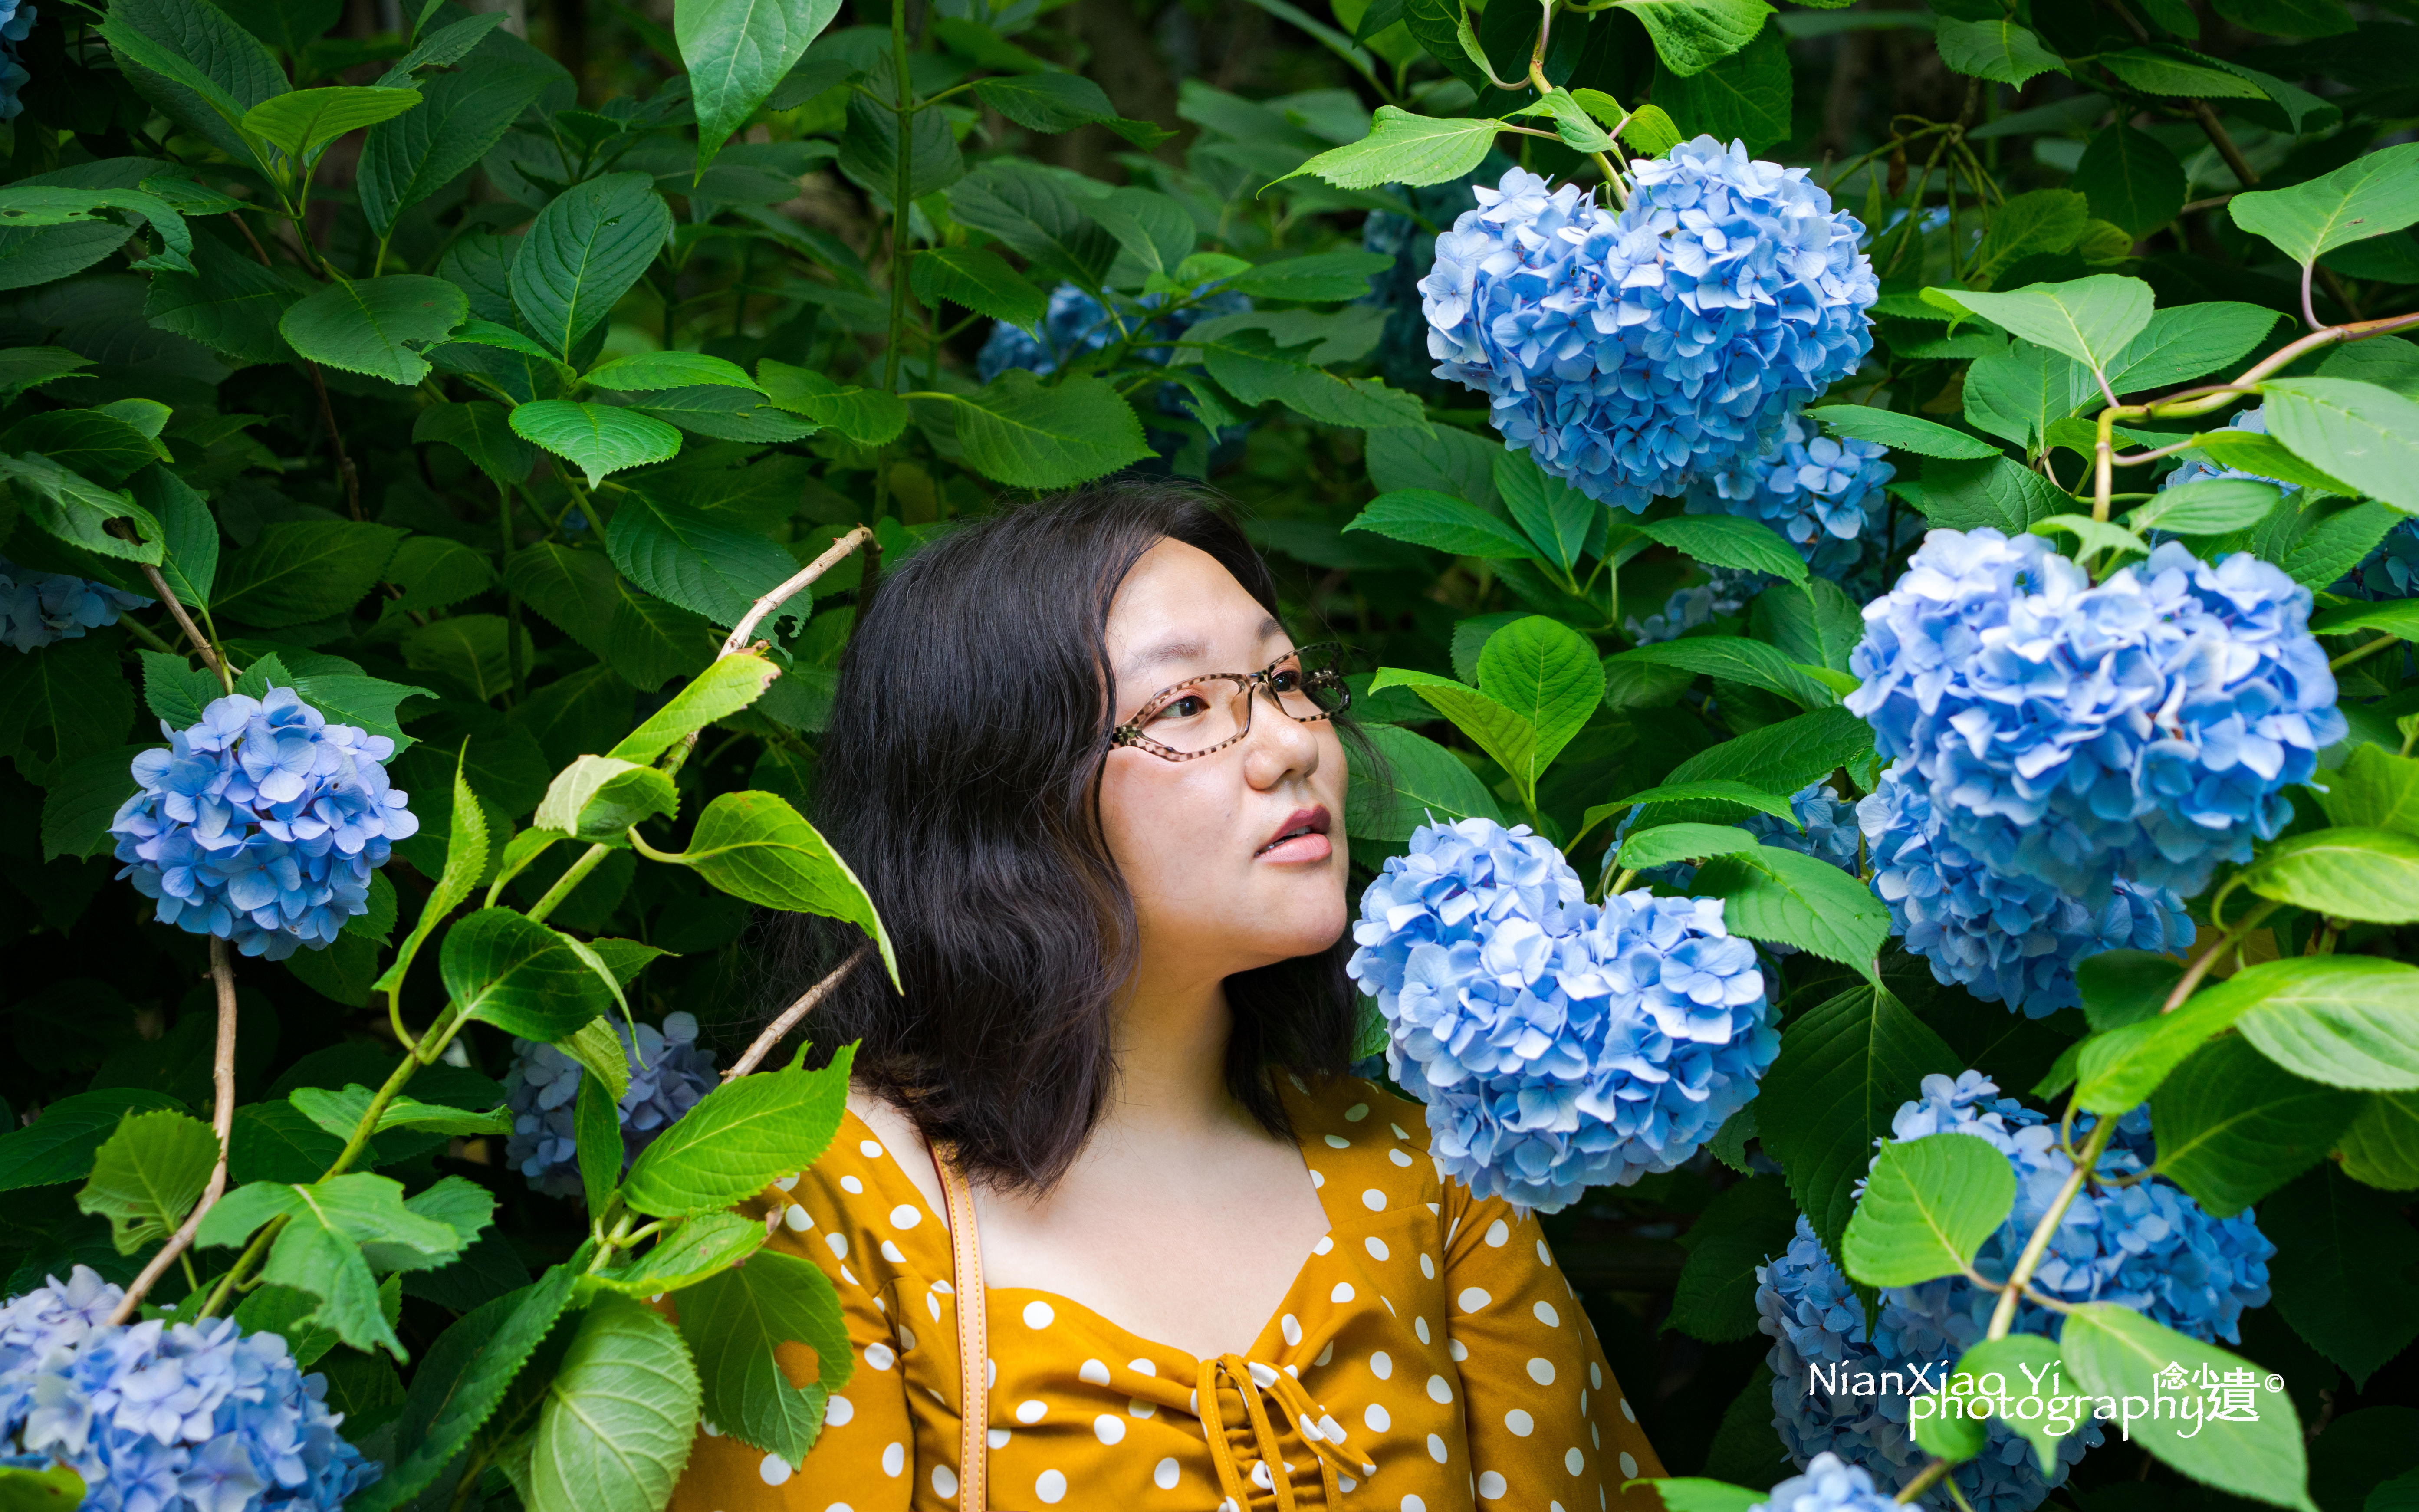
top-left (1269, 668), bottom-right (1302, 694)
top-left (1149, 694), bottom-right (1210, 723)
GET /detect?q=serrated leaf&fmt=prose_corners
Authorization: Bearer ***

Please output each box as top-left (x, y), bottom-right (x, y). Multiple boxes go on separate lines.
top-left (439, 907), bottom-right (616, 1041)
top-left (2231, 143), bottom-right (2419, 270)
top-left (603, 490), bottom-right (798, 625)
top-left (509, 172), bottom-right (673, 359)
top-left (621, 1047), bottom-right (855, 1217)
top-left (279, 275), bottom-right (467, 387)
top-left (1840, 1132), bottom-right (2017, 1286)
top-left (2259, 378), bottom-right (2419, 516)
top-left (2123, 478), bottom-right (2283, 536)
top-left (1344, 722), bottom-right (1507, 842)
top-left (0, 1089), bottom-right (191, 1192)
top-left (1807, 405), bottom-right (2002, 459)
top-left (522, 1296), bottom-right (700, 1512)
top-left (1611, 822), bottom-right (1766, 873)
top-left (1345, 489), bottom-right (1543, 561)
top-left (75, 1108), bottom-right (220, 1254)
top-left (1934, 17), bottom-right (2066, 86)
top-left (533, 755), bottom-right (679, 843)
top-left (1926, 276), bottom-right (2154, 392)
top-left (1914, 1337), bottom-right (2067, 1472)
top-left (2150, 1035), bottom-right (2360, 1216)
top-left (2243, 828), bottom-right (2419, 924)
top-left (659, 793), bottom-right (896, 985)
top-left (676, 1248), bottom-right (850, 1463)
top-left (946, 371), bottom-right (1153, 488)
top-left (606, 652), bottom-right (783, 763)
top-left (242, 86), bottom-right (423, 168)
top-left (1277, 107), bottom-right (1502, 191)
top-left (1690, 845), bottom-right (1889, 970)
top-left (908, 245), bottom-right (1048, 327)
top-left (1622, 0), bottom-right (1772, 76)
top-left (1638, 515), bottom-right (1811, 584)
top-left (2059, 1304), bottom-right (2311, 1509)
top-left (510, 401), bottom-right (682, 488)
top-left (680, 0), bottom-right (845, 170)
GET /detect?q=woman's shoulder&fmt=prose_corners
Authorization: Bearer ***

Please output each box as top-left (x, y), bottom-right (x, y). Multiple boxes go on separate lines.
top-left (740, 1090), bottom-right (950, 1276)
top-left (1281, 1069), bottom-right (1434, 1146)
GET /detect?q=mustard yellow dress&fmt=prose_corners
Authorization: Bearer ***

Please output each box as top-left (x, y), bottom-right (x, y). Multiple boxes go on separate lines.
top-left (670, 1074), bottom-right (1667, 1512)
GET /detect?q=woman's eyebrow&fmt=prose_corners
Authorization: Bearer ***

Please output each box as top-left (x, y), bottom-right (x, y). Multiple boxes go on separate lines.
top-left (1119, 618), bottom-right (1285, 680)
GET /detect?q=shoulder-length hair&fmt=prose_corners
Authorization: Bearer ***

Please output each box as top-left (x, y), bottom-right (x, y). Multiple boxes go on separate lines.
top-left (779, 481), bottom-right (1361, 1192)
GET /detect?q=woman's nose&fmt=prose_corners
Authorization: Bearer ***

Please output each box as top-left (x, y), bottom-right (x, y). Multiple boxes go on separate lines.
top-left (1242, 692), bottom-right (1321, 785)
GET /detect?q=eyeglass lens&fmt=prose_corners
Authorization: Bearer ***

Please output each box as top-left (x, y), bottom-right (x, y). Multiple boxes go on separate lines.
top-left (1128, 647), bottom-right (1348, 756)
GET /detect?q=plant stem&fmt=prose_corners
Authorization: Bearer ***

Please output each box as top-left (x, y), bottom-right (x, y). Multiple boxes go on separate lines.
top-left (1983, 1115), bottom-right (2118, 1340)
top-left (723, 944), bottom-right (874, 1079)
top-left (2330, 633), bottom-right (2403, 671)
top-left (526, 842), bottom-right (612, 925)
top-left (137, 561), bottom-right (231, 690)
top-left (1897, 1459), bottom-right (1957, 1504)
top-left (107, 937), bottom-right (239, 1323)
top-left (305, 362), bottom-right (365, 522)
top-left (2160, 899), bottom-right (2280, 1013)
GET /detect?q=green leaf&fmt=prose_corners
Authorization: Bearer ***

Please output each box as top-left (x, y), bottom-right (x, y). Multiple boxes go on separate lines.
top-left (603, 489), bottom-right (799, 625)
top-left (242, 85), bottom-right (422, 167)
top-left (0, 1466), bottom-right (85, 1512)
top-left (943, 161), bottom-right (1116, 288)
top-left (509, 172), bottom-right (673, 359)
top-left (0, 187), bottom-right (195, 276)
top-left (1369, 669), bottom-right (1538, 795)
top-left (278, 275), bottom-right (467, 387)
top-left (621, 1048), bottom-right (855, 1217)
top-left (0, 1089), bottom-right (191, 1191)
top-left (1637, 515), bottom-right (1811, 584)
top-left (440, 907), bottom-right (617, 1041)
top-left (414, 401), bottom-right (537, 490)
top-left (972, 72), bottom-right (1131, 136)
top-left (39, 745), bottom-right (145, 863)
top-left (2312, 600), bottom-right (2419, 643)
top-left (1472, 615), bottom-right (1604, 789)
top-left (2234, 956), bottom-right (2419, 1091)
top-left (1223, 250), bottom-right (1394, 302)
top-left (5, 409), bottom-right (168, 487)
top-left (1808, 405), bottom-right (2001, 460)
top-left (1345, 488), bottom-right (1542, 561)
top-left (1840, 1131), bottom-right (2016, 1287)
top-left (2150, 1035), bottom-right (2360, 1216)
top-left (2231, 144), bottom-right (2419, 270)
top-left (1588, 779), bottom-right (1803, 844)
top-left (908, 245), bottom-right (1048, 328)
top-left (1612, 821), bottom-right (1767, 873)
top-left (360, 64), bottom-right (557, 238)
top-left (836, 89), bottom-right (965, 208)
top-left (1913, 1337), bottom-right (2068, 1472)
top-left (2061, 1303), bottom-right (2312, 1509)
top-left (1668, 1176), bottom-right (1800, 1342)
top-left (676, 1247), bottom-right (851, 1463)
top-left (289, 1085), bottom-right (509, 1139)
top-left (2337, 1091), bottom-right (2419, 1190)
top-left (2244, 828), bottom-right (2419, 924)
top-left (2100, 46), bottom-right (2269, 97)
top-left (757, 362), bottom-right (908, 447)
top-left (210, 1174), bottom-right (465, 1358)
top-left (1277, 106), bottom-right (1502, 191)
top-left (1187, 321), bottom-right (1429, 431)
top-left (1620, 103), bottom-right (1685, 158)
top-left (1495, 451), bottom-right (1596, 571)
top-left (1621, 0), bottom-right (1772, 76)
top-left (575, 1072), bottom-right (621, 1213)
top-left (2031, 513), bottom-right (2152, 563)
top-left (0, 454), bottom-right (165, 565)
top-left (2123, 478), bottom-right (2284, 536)
top-left (522, 1296), bottom-right (700, 1512)
top-left (1652, 26), bottom-right (1792, 154)
top-left (2106, 302), bottom-right (2284, 396)
top-left (2315, 745), bottom-right (2419, 837)
top-left (679, 0), bottom-right (845, 169)
top-left (945, 371), bottom-right (1154, 488)
top-left (1086, 187), bottom-right (1195, 281)
top-left (1933, 17), bottom-right (2066, 87)
top-left (2264, 1164), bottom-right (2419, 1389)
top-left (2178, 426), bottom-right (2353, 497)
top-left (533, 756), bottom-right (679, 843)
top-left (585, 352), bottom-right (761, 394)
top-left (2259, 378), bottom-right (2419, 516)
top-left (510, 401), bottom-right (682, 488)
top-left (594, 1211), bottom-right (766, 1296)
top-left (1757, 983), bottom-right (1960, 1260)
top-left (1896, 454), bottom-right (2071, 535)
top-left (606, 653), bottom-right (783, 764)
top-left (1612, 638), bottom-right (1840, 710)
top-left (75, 1108), bottom-right (220, 1254)
top-left (2074, 124), bottom-right (2188, 239)
top-left (664, 792), bottom-right (896, 983)
top-left (1644, 1482), bottom-right (1767, 1512)
top-left (2078, 950), bottom-right (2185, 1031)
top-left (1665, 703), bottom-right (1874, 793)
top-left (1926, 275), bottom-right (2154, 392)
top-left (373, 750), bottom-right (488, 1004)
top-left (559, 1016), bottom-right (631, 1106)
top-left (1344, 722), bottom-right (1506, 842)
top-left (1691, 845), bottom-right (1891, 970)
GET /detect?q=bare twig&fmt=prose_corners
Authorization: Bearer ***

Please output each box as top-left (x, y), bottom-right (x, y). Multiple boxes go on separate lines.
top-left (108, 937), bottom-right (238, 1324)
top-left (719, 525), bottom-right (874, 656)
top-left (304, 362), bottom-right (365, 523)
top-left (135, 561), bottom-right (227, 682)
top-left (724, 944), bottom-right (873, 1080)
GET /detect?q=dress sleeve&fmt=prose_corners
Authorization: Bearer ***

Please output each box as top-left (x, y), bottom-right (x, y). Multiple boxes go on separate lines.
top-left (668, 1188), bottom-right (917, 1511)
top-left (1443, 1186), bottom-right (1668, 1511)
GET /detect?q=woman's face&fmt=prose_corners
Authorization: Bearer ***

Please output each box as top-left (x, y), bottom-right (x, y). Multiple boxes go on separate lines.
top-left (1098, 539), bottom-right (1350, 983)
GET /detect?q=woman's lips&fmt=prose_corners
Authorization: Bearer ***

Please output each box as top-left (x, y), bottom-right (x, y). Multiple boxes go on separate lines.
top-left (1256, 806), bottom-right (1333, 863)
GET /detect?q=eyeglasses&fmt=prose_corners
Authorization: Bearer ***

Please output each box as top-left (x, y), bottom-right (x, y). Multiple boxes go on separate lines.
top-left (1108, 642), bottom-right (1351, 761)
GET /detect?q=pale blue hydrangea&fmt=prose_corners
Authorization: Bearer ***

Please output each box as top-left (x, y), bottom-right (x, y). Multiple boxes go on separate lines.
top-left (0, 556), bottom-right (149, 652)
top-left (1347, 817), bottom-right (1777, 1211)
top-left (1857, 766), bottom-right (2194, 1016)
top-left (1758, 1072), bottom-right (2274, 1512)
top-left (1362, 166), bottom-right (1504, 394)
top-left (1758, 1453), bottom-right (1900, 1512)
top-left (503, 1012), bottom-right (719, 1200)
top-left (1844, 529), bottom-right (2343, 896)
top-left (1626, 565), bottom-right (1769, 644)
top-left (1420, 143), bottom-right (1879, 512)
top-left (0, 2), bottom-right (32, 122)
top-left (1686, 408), bottom-right (1896, 554)
top-left (108, 689), bottom-right (419, 961)
top-left (0, 1266), bottom-right (377, 1512)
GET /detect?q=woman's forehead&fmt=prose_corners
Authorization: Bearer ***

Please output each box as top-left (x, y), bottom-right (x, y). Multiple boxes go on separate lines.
top-left (1108, 540), bottom-right (1287, 681)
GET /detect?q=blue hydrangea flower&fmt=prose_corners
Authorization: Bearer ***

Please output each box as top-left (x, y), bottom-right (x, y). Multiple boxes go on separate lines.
top-left (1361, 163), bottom-right (1508, 394)
top-left (108, 688), bottom-right (418, 962)
top-left (0, 1266), bottom-right (378, 1512)
top-left (503, 1012), bottom-right (720, 1200)
top-left (1347, 817), bottom-right (1777, 1211)
top-left (1758, 1453), bottom-right (1900, 1512)
top-left (978, 283), bottom-right (1252, 467)
top-left (1626, 565), bottom-right (1770, 644)
top-left (0, 2), bottom-right (32, 122)
top-left (1420, 143), bottom-right (1879, 512)
top-left (1844, 529), bottom-right (2344, 896)
top-left (1757, 1072), bottom-right (2274, 1512)
top-left (1686, 408), bottom-right (1896, 555)
top-left (1857, 766), bottom-right (2194, 1016)
top-left (0, 556), bottom-right (149, 652)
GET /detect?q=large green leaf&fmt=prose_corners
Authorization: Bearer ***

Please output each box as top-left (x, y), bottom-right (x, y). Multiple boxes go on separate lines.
top-left (604, 490), bottom-right (799, 625)
top-left (1667, 1176), bottom-right (1801, 1342)
top-left (0, 1089), bottom-right (190, 1191)
top-left (1653, 26), bottom-right (1792, 154)
top-left (1808, 405), bottom-right (2001, 460)
top-left (908, 245), bottom-right (1048, 328)
top-left (1758, 983), bottom-right (1959, 1260)
top-left (1279, 107), bottom-right (1502, 191)
top-left (975, 72), bottom-right (1159, 145)
top-left (2099, 46), bottom-right (2267, 98)
top-left (943, 161), bottom-right (1115, 287)
top-left (2337, 1091), bottom-right (2419, 1192)
top-left (2259, 378), bottom-right (2419, 516)
top-left (2059, 1304), bottom-right (2312, 1509)
top-left (1638, 515), bottom-right (1811, 584)
top-left (2243, 827), bottom-right (2419, 924)
top-left (438, 908), bottom-right (616, 1041)
top-left (675, 1249), bottom-right (852, 1464)
top-left (510, 401), bottom-right (683, 488)
top-left (2262, 1164), bottom-right (2419, 1388)
top-left (2075, 956), bottom-right (2413, 1112)
top-left (509, 172), bottom-right (674, 359)
top-left (1344, 722), bottom-right (1506, 842)
top-left (6, 408), bottom-right (169, 487)
top-left (358, 65), bottom-right (562, 237)
top-left (835, 89), bottom-right (964, 208)
top-left (1612, 822), bottom-right (1766, 872)
top-left (2314, 745), bottom-right (2419, 836)
top-left (1346, 488), bottom-right (1542, 561)
top-left (241, 85), bottom-right (422, 168)
top-left (621, 1048), bottom-right (855, 1217)
top-left (1369, 669), bottom-right (1537, 799)
top-left (2234, 956), bottom-right (2419, 1091)
top-left (1612, 638), bottom-right (1839, 710)
top-left (414, 401), bottom-right (538, 489)
top-left (532, 756), bottom-right (679, 844)
top-left (1690, 846), bottom-right (1890, 970)
top-left (1927, 275), bottom-right (2155, 392)
top-left (2104, 302), bottom-right (2284, 396)
top-left (279, 275), bottom-right (467, 387)
top-left (1911, 1336), bottom-right (2069, 1472)
top-left (758, 362), bottom-right (908, 447)
top-left (1473, 616), bottom-right (1604, 794)
top-left (1840, 1132), bottom-right (2017, 1287)
top-left (1623, 0), bottom-right (1772, 76)
top-left (73, 1108), bottom-right (220, 1253)
top-left (592, 1212), bottom-right (765, 1296)
top-left (946, 371), bottom-right (1154, 488)
top-left (1933, 17), bottom-right (2066, 87)
top-left (2150, 1035), bottom-right (2360, 1216)
top-left (2231, 143), bottom-right (2419, 269)
top-left (606, 653), bottom-right (783, 763)
top-left (0, 454), bottom-right (165, 565)
top-left (0, 1466), bottom-right (86, 1512)
top-left (521, 1297), bottom-right (700, 1512)
top-left (2073, 124), bottom-right (2187, 240)
top-left (1225, 250), bottom-right (1394, 302)
top-left (680, 0), bottom-right (845, 170)
top-left (665, 792), bottom-right (896, 983)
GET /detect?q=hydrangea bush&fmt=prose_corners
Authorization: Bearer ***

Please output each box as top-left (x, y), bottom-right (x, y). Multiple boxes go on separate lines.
top-left (502, 1013), bottom-right (721, 1200)
top-left (0, 556), bottom-right (148, 652)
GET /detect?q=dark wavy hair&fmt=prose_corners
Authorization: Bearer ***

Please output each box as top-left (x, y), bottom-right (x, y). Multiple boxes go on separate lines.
top-left (779, 482), bottom-right (1361, 1192)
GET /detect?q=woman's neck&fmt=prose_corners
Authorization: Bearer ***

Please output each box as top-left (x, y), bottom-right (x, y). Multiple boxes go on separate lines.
top-left (1099, 952), bottom-right (1251, 1146)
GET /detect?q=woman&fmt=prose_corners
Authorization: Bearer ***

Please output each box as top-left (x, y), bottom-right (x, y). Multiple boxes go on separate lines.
top-left (672, 483), bottom-right (1666, 1510)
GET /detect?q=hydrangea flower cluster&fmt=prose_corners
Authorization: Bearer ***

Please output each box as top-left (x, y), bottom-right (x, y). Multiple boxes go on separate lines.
top-left (1858, 768), bottom-right (2194, 1016)
top-left (1757, 1072), bottom-right (2275, 1512)
top-left (108, 688), bottom-right (419, 961)
top-left (0, 1), bottom-right (32, 122)
top-left (0, 555), bottom-right (150, 652)
top-left (1361, 164), bottom-right (1507, 395)
top-left (1420, 141), bottom-right (1879, 511)
top-left (0, 1266), bottom-right (378, 1512)
top-left (503, 1011), bottom-right (720, 1200)
top-left (1626, 565), bottom-right (1769, 644)
top-left (1845, 529), bottom-right (2343, 896)
top-left (1347, 817), bottom-right (1778, 1210)
top-left (1686, 408), bottom-right (1896, 556)
top-left (1758, 1453), bottom-right (1900, 1512)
